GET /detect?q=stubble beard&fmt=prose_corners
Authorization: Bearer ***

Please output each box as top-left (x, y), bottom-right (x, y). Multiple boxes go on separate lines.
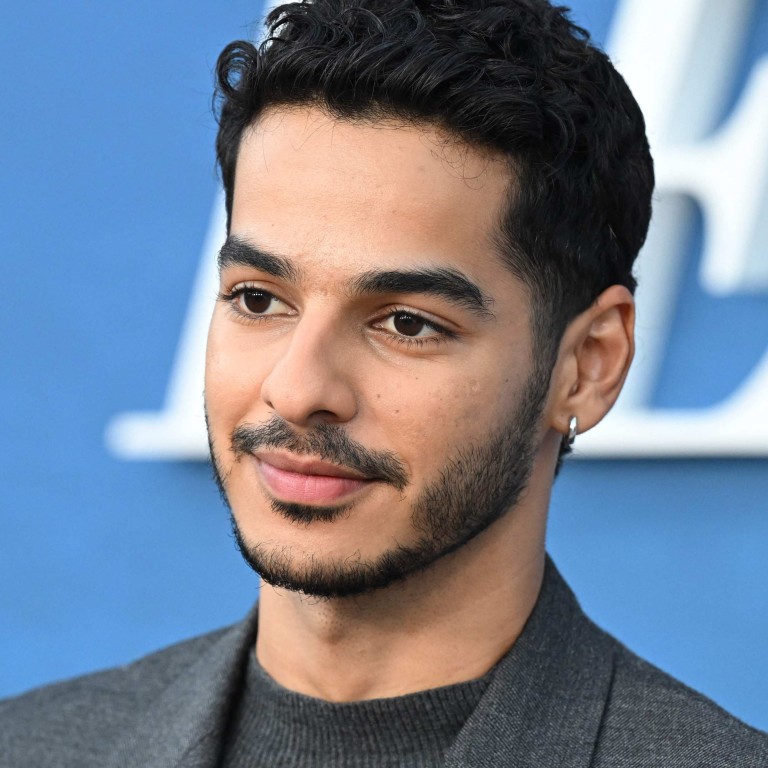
top-left (208, 364), bottom-right (550, 599)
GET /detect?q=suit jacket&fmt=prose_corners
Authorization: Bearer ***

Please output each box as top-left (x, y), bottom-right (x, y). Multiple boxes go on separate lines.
top-left (2, 560), bottom-right (766, 768)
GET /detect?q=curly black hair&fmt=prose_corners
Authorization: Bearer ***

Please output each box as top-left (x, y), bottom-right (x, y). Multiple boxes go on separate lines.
top-left (214, 0), bottom-right (653, 380)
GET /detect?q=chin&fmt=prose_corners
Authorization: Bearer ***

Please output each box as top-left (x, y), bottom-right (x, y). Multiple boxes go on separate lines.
top-left (232, 533), bottom-right (432, 599)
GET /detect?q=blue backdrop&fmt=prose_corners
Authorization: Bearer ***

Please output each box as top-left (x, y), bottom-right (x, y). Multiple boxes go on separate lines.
top-left (1, 0), bottom-right (766, 730)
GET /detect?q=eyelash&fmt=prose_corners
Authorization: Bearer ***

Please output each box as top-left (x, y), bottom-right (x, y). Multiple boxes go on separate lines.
top-left (377, 306), bottom-right (456, 347)
top-left (218, 286), bottom-right (456, 348)
top-left (217, 286), bottom-right (291, 326)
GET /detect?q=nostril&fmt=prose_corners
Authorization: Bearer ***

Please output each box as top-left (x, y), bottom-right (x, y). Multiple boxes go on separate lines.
top-left (308, 409), bottom-right (344, 425)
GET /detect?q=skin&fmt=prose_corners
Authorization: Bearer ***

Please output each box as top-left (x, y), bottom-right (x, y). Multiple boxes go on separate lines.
top-left (205, 105), bottom-right (635, 702)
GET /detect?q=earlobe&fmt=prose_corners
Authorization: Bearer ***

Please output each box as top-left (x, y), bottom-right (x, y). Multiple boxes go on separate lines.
top-left (549, 285), bottom-right (635, 438)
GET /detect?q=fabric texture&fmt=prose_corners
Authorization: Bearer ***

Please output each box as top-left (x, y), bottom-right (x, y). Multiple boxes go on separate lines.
top-left (219, 649), bottom-right (491, 767)
top-left (1, 559), bottom-right (766, 768)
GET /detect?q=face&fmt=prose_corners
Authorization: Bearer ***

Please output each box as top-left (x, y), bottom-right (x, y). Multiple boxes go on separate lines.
top-left (205, 107), bottom-right (553, 598)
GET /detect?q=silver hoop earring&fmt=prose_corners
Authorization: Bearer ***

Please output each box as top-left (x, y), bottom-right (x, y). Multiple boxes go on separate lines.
top-left (564, 416), bottom-right (578, 449)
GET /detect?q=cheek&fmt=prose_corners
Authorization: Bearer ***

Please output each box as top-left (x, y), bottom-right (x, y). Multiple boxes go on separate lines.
top-left (370, 332), bottom-right (534, 472)
top-left (371, 369), bottom-right (504, 471)
top-left (205, 315), bottom-right (267, 437)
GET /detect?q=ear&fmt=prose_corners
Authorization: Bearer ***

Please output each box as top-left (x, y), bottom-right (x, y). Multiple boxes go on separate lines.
top-left (546, 285), bottom-right (635, 440)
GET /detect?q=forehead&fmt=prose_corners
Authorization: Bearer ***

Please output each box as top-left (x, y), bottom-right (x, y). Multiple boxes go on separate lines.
top-left (230, 106), bottom-right (518, 288)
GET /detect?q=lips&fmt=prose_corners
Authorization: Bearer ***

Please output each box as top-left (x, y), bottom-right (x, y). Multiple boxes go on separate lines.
top-left (254, 452), bottom-right (375, 505)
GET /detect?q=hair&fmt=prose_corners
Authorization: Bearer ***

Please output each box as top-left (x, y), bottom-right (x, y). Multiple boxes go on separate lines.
top-left (214, 0), bottom-right (654, 460)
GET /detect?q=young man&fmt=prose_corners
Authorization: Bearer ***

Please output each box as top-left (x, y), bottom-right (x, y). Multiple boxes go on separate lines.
top-left (2, 1), bottom-right (766, 766)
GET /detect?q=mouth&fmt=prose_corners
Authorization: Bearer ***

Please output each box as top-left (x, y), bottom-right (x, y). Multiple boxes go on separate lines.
top-left (252, 451), bottom-right (377, 505)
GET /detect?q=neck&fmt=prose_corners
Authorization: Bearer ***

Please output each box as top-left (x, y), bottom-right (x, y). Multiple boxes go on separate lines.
top-left (256, 460), bottom-right (552, 702)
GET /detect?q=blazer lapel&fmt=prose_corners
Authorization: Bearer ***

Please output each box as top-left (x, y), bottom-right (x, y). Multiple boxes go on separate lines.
top-left (445, 559), bottom-right (616, 768)
top-left (107, 605), bottom-right (259, 768)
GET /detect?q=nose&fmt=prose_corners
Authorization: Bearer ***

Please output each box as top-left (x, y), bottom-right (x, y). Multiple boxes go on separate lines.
top-left (260, 314), bottom-right (358, 427)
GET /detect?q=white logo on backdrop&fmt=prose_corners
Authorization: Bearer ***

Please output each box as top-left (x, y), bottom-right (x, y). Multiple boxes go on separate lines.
top-left (106, 0), bottom-right (768, 459)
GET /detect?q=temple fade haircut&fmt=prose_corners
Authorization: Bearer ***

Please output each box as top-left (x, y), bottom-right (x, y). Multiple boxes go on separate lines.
top-left (214, 0), bottom-right (654, 457)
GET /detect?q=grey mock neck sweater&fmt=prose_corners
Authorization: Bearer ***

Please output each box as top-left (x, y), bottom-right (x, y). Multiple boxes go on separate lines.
top-left (219, 650), bottom-right (494, 767)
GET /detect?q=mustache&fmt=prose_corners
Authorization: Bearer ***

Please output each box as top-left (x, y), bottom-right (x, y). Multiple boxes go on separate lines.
top-left (231, 417), bottom-right (409, 491)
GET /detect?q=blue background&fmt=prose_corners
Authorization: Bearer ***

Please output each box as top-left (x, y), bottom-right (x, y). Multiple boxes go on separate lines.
top-left (1, 0), bottom-right (766, 730)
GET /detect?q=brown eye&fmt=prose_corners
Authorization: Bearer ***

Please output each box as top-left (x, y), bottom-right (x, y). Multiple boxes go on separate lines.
top-left (393, 313), bottom-right (426, 336)
top-left (376, 309), bottom-right (450, 346)
top-left (242, 290), bottom-right (273, 314)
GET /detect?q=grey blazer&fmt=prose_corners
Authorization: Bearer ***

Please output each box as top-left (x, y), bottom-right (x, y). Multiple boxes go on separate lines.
top-left (2, 560), bottom-right (766, 767)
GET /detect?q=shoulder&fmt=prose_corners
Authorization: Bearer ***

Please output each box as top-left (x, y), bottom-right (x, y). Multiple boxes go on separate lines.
top-left (0, 625), bottom-right (233, 767)
top-left (594, 632), bottom-right (768, 767)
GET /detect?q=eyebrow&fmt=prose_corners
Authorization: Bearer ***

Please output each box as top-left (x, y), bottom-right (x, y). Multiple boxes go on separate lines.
top-left (351, 268), bottom-right (494, 318)
top-left (218, 237), bottom-right (300, 282)
top-left (218, 236), bottom-right (493, 318)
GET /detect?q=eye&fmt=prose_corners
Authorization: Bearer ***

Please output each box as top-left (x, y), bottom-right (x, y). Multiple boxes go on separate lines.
top-left (218, 285), bottom-right (294, 320)
top-left (392, 312), bottom-right (429, 337)
top-left (239, 289), bottom-right (285, 315)
top-left (378, 311), bottom-right (445, 340)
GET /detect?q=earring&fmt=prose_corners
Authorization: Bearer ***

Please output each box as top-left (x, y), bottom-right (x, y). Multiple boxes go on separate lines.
top-left (563, 415), bottom-right (578, 449)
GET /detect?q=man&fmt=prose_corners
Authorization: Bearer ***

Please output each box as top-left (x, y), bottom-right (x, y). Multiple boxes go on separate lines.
top-left (2, 0), bottom-right (766, 765)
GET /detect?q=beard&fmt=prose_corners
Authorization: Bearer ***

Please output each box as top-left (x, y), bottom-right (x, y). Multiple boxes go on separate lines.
top-left (208, 362), bottom-right (550, 599)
